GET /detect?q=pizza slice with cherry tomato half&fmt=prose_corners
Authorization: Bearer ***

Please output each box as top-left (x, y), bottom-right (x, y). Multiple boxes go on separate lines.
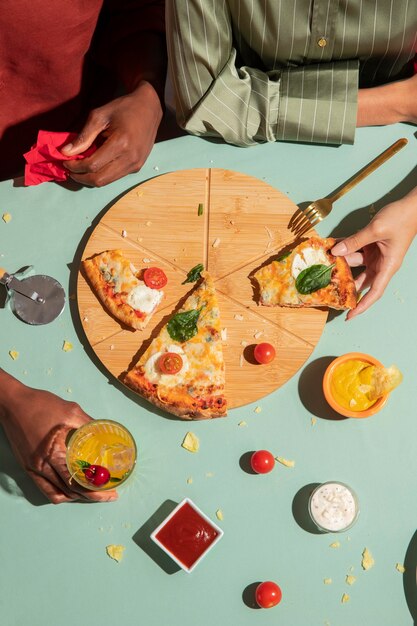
top-left (125, 271), bottom-right (227, 419)
top-left (82, 250), bottom-right (166, 330)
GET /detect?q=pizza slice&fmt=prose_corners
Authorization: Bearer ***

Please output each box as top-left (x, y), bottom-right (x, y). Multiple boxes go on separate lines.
top-left (124, 271), bottom-right (226, 420)
top-left (82, 250), bottom-right (165, 330)
top-left (254, 237), bottom-right (357, 310)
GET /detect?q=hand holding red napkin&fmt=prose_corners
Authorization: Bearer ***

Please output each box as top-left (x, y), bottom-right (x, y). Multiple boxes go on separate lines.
top-left (23, 131), bottom-right (97, 186)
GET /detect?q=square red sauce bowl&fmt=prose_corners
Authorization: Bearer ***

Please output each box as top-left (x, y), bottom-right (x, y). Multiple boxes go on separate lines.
top-left (150, 498), bottom-right (224, 573)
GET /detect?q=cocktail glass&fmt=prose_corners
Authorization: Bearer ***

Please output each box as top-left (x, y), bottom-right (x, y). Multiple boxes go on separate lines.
top-left (66, 419), bottom-right (137, 490)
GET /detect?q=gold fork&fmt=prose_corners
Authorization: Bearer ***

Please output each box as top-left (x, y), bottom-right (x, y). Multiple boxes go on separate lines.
top-left (290, 137), bottom-right (408, 237)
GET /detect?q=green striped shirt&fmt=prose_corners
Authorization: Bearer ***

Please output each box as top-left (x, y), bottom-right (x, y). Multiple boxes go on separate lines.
top-left (166, 0), bottom-right (417, 145)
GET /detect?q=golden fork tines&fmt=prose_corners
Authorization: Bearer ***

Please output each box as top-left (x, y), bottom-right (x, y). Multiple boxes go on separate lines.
top-left (290, 137), bottom-right (408, 237)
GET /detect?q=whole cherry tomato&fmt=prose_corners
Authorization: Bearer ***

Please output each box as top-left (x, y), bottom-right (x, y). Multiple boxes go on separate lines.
top-left (250, 450), bottom-right (275, 474)
top-left (143, 267), bottom-right (168, 289)
top-left (254, 342), bottom-right (276, 364)
top-left (83, 464), bottom-right (111, 487)
top-left (158, 352), bottom-right (184, 375)
top-left (255, 581), bottom-right (282, 608)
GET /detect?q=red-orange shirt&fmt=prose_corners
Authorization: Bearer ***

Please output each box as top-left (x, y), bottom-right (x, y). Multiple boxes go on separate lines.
top-left (0, 0), bottom-right (165, 180)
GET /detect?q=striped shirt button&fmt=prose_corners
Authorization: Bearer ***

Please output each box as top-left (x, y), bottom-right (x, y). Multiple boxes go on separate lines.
top-left (317, 37), bottom-right (327, 48)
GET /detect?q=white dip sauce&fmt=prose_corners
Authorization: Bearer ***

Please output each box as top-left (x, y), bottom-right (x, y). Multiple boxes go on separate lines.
top-left (309, 482), bottom-right (358, 532)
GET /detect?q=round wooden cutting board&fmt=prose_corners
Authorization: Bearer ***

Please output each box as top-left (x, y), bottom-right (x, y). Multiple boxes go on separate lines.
top-left (77, 168), bottom-right (326, 411)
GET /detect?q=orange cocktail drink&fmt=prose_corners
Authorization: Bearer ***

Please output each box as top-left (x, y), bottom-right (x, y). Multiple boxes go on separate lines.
top-left (66, 419), bottom-right (137, 490)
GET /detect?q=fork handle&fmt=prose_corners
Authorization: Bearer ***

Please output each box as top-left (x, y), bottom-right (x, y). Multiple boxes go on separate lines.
top-left (330, 137), bottom-right (408, 203)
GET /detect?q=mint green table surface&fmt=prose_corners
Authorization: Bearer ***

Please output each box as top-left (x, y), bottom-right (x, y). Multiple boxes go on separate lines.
top-left (1, 123), bottom-right (416, 626)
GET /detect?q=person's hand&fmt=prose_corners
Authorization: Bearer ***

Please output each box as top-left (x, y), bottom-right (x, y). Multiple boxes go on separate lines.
top-left (61, 80), bottom-right (163, 187)
top-left (0, 373), bottom-right (118, 504)
top-left (331, 190), bottom-right (417, 320)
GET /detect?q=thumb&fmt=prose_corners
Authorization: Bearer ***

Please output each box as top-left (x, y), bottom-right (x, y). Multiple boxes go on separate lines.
top-left (61, 114), bottom-right (106, 156)
top-left (331, 225), bottom-right (376, 256)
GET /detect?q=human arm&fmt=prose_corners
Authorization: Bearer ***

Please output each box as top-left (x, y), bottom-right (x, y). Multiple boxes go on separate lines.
top-left (63, 0), bottom-right (167, 187)
top-left (357, 73), bottom-right (417, 128)
top-left (0, 369), bottom-right (117, 503)
top-left (331, 186), bottom-right (417, 320)
top-left (166, 0), bottom-right (358, 146)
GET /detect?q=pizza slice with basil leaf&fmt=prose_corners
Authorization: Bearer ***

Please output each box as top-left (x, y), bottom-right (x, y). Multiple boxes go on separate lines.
top-left (124, 271), bottom-right (226, 419)
top-left (82, 250), bottom-right (166, 330)
top-left (254, 237), bottom-right (357, 310)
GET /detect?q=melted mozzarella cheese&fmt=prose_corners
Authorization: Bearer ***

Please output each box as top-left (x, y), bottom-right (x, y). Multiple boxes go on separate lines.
top-left (126, 284), bottom-right (163, 313)
top-left (291, 246), bottom-right (329, 280)
top-left (144, 345), bottom-right (190, 387)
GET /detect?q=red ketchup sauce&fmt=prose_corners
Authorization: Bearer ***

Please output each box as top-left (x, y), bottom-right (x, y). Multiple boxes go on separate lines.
top-left (155, 502), bottom-right (219, 569)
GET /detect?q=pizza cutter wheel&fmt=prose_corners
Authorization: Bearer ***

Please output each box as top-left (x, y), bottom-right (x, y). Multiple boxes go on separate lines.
top-left (0, 268), bottom-right (66, 325)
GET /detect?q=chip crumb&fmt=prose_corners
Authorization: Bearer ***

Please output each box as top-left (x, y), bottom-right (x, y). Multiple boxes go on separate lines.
top-left (311, 417), bottom-right (317, 426)
top-left (22, 370), bottom-right (28, 375)
top-left (240, 340), bottom-right (248, 347)
top-left (206, 472), bottom-right (214, 478)
top-left (66, 387), bottom-right (72, 394)
top-left (142, 258), bottom-right (152, 263)
top-left (122, 522), bottom-right (132, 529)
top-left (330, 541), bottom-right (341, 549)
top-left (137, 237), bottom-right (143, 242)
top-left (212, 237), bottom-right (221, 248)
top-left (253, 330), bottom-right (263, 339)
top-left (109, 344), bottom-right (115, 350)
top-left (239, 354), bottom-right (244, 367)
top-left (121, 229), bottom-right (127, 238)
top-left (9, 350), bottom-right (19, 360)
top-left (83, 316), bottom-right (89, 323)
top-left (220, 328), bottom-right (227, 341)
top-left (146, 221), bottom-right (152, 227)
top-left (136, 191), bottom-right (144, 197)
top-left (181, 431), bottom-right (199, 453)
top-left (346, 575), bottom-right (356, 585)
top-left (46, 368), bottom-right (53, 375)
top-left (254, 406), bottom-right (262, 414)
top-left (62, 341), bottom-right (73, 352)
top-left (361, 548), bottom-right (375, 570)
top-left (275, 456), bottom-right (295, 468)
top-left (2, 212), bottom-right (12, 223)
top-left (323, 578), bottom-right (332, 585)
top-left (238, 420), bottom-right (247, 427)
top-left (229, 219), bottom-right (235, 225)
top-left (186, 477), bottom-right (193, 485)
top-left (216, 509), bottom-right (224, 521)
top-left (153, 165), bottom-right (159, 171)
top-left (69, 293), bottom-right (76, 301)
top-left (234, 313), bottom-right (244, 321)
top-left (106, 545), bottom-right (125, 563)
top-left (396, 563), bottom-right (406, 573)
top-left (341, 593), bottom-right (350, 604)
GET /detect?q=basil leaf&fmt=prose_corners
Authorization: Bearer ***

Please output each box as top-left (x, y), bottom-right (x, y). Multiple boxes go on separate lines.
top-left (182, 263), bottom-right (204, 284)
top-left (276, 251), bottom-right (291, 262)
top-left (167, 308), bottom-right (202, 342)
top-left (295, 263), bottom-right (335, 295)
top-left (76, 460), bottom-right (91, 469)
top-left (198, 203), bottom-right (204, 216)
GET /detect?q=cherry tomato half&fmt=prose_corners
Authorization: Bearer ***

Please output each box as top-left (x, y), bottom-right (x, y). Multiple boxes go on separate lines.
top-left (255, 581), bottom-right (282, 609)
top-left (143, 267), bottom-right (168, 290)
top-left (250, 450), bottom-right (275, 474)
top-left (158, 352), bottom-right (183, 375)
top-left (254, 342), bottom-right (276, 364)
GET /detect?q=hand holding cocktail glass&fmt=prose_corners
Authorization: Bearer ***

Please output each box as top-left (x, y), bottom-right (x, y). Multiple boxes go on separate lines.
top-left (0, 369), bottom-right (125, 504)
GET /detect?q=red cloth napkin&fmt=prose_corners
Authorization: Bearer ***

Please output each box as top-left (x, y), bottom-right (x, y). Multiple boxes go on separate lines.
top-left (24, 130), bottom-right (97, 185)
